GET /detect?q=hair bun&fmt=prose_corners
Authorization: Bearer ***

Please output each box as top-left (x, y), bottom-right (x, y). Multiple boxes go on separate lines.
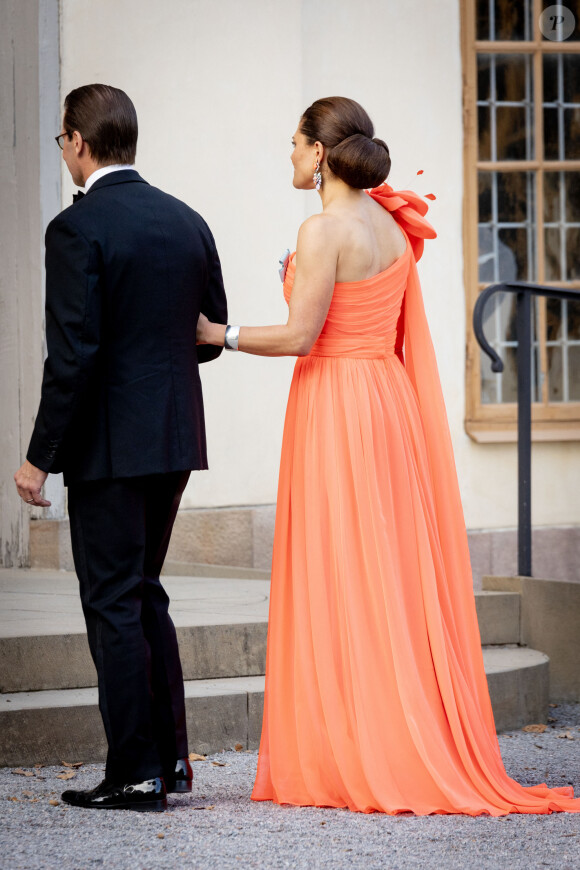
top-left (372, 137), bottom-right (389, 154)
top-left (299, 97), bottom-right (391, 189)
top-left (327, 133), bottom-right (391, 190)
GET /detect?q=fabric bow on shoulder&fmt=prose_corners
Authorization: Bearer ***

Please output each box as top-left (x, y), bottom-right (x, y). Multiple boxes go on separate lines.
top-left (366, 183), bottom-right (437, 262)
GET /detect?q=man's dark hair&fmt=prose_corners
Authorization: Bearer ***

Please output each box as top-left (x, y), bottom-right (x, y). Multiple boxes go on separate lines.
top-left (64, 84), bottom-right (138, 165)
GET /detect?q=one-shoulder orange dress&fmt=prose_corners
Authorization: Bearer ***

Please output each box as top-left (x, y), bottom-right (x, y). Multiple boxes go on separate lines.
top-left (251, 184), bottom-right (580, 815)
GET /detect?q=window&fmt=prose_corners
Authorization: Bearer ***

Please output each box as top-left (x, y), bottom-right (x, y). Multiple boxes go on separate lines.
top-left (462, 0), bottom-right (580, 441)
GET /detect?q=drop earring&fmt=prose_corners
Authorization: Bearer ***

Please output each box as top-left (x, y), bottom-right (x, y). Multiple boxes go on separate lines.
top-left (313, 160), bottom-right (322, 191)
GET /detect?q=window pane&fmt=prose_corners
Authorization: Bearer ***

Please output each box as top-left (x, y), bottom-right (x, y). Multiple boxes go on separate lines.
top-left (544, 176), bottom-right (580, 286)
top-left (481, 351), bottom-right (496, 403)
top-left (544, 172), bottom-right (580, 232)
top-left (569, 300), bottom-right (580, 340)
top-left (498, 227), bottom-right (533, 280)
top-left (494, 0), bottom-right (531, 40)
top-left (545, 227), bottom-right (562, 281)
top-left (563, 54), bottom-right (580, 101)
top-left (499, 291), bottom-right (518, 341)
top-left (541, 0), bottom-right (580, 42)
top-left (477, 53), bottom-right (531, 102)
top-left (496, 106), bottom-right (529, 159)
top-left (547, 346), bottom-right (563, 401)
top-left (565, 173), bottom-right (580, 221)
top-left (479, 292), bottom-right (518, 404)
top-left (479, 294), bottom-right (541, 405)
top-left (481, 343), bottom-right (541, 404)
top-left (543, 107), bottom-right (560, 159)
top-left (543, 56), bottom-right (580, 159)
top-left (543, 54), bottom-right (558, 103)
top-left (544, 171), bottom-right (560, 222)
top-left (477, 0), bottom-right (491, 40)
top-left (478, 173), bottom-right (535, 284)
top-left (546, 297), bottom-right (562, 341)
top-left (497, 172), bottom-right (531, 222)
top-left (564, 107), bottom-right (580, 158)
top-left (500, 338), bottom-right (540, 402)
top-left (477, 55), bottom-right (491, 101)
top-left (478, 226), bottom-right (496, 282)
top-left (569, 347), bottom-right (580, 400)
top-left (544, 53), bottom-right (580, 104)
top-left (478, 106), bottom-right (492, 159)
top-left (502, 346), bottom-right (519, 402)
top-left (478, 171), bottom-right (492, 223)
top-left (566, 228), bottom-right (580, 279)
top-left (478, 227), bottom-right (527, 282)
top-left (495, 54), bottom-right (529, 102)
top-left (476, 54), bottom-right (534, 161)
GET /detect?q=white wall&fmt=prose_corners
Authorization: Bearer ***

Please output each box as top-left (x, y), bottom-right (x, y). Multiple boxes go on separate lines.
top-left (0, 0), bottom-right (64, 567)
top-left (59, 0), bottom-right (580, 530)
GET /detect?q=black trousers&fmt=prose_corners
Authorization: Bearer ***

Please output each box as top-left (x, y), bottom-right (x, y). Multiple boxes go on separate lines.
top-left (68, 470), bottom-right (190, 784)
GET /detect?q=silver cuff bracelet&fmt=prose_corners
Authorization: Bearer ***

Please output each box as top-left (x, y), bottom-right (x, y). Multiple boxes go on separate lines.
top-left (224, 325), bottom-right (240, 351)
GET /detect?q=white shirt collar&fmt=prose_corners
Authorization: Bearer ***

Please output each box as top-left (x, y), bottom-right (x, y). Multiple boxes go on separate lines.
top-left (84, 164), bottom-right (136, 192)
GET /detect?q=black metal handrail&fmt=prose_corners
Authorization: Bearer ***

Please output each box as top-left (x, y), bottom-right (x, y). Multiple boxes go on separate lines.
top-left (473, 281), bottom-right (580, 577)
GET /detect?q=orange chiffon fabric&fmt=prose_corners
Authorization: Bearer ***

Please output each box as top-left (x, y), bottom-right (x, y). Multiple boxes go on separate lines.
top-left (251, 184), bottom-right (580, 815)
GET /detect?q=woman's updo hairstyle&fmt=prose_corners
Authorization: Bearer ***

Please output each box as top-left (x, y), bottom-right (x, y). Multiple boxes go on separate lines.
top-left (300, 96), bottom-right (390, 190)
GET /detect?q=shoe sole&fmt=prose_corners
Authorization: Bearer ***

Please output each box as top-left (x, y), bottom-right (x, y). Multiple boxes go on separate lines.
top-left (169, 781), bottom-right (192, 794)
top-left (130, 800), bottom-right (167, 812)
top-left (62, 799), bottom-right (167, 812)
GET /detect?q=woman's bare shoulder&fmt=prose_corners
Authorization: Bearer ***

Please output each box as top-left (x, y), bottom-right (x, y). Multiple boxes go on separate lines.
top-left (366, 195), bottom-right (406, 245)
top-left (294, 214), bottom-right (341, 276)
top-left (296, 213), bottom-right (341, 254)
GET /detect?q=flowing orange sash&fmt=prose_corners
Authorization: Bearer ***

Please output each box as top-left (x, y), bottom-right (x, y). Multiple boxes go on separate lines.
top-left (368, 183), bottom-right (499, 736)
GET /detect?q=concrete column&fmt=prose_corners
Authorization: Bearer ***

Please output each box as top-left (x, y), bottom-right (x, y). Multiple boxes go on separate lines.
top-left (0, 0), bottom-right (64, 567)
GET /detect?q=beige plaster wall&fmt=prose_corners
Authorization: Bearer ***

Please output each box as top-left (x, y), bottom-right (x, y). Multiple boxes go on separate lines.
top-left (57, 0), bottom-right (580, 530)
top-left (0, 0), bottom-right (64, 567)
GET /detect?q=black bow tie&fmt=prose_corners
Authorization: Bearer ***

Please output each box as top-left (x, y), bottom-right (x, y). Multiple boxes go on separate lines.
top-left (72, 191), bottom-right (85, 203)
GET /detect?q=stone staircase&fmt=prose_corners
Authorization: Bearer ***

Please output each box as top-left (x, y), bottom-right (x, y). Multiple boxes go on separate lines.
top-left (0, 569), bottom-right (550, 767)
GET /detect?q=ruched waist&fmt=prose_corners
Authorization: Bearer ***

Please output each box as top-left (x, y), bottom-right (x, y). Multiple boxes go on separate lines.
top-left (308, 332), bottom-right (397, 359)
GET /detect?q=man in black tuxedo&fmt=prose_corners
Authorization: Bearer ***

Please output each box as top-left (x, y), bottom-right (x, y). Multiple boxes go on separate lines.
top-left (14, 84), bottom-right (228, 812)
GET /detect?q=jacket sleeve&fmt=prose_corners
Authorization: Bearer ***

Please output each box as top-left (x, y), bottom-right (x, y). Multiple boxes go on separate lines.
top-left (26, 216), bottom-right (102, 472)
top-left (197, 223), bottom-right (228, 365)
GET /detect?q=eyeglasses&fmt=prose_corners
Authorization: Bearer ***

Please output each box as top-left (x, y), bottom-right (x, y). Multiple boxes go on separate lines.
top-left (55, 132), bottom-right (68, 150)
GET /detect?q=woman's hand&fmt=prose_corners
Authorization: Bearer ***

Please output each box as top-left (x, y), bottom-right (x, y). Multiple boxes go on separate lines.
top-left (197, 312), bottom-right (227, 348)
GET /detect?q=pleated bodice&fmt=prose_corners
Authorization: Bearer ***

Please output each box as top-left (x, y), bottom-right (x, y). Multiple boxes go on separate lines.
top-left (283, 240), bottom-right (410, 359)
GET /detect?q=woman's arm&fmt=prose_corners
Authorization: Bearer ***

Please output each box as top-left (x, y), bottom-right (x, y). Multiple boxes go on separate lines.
top-left (197, 214), bottom-right (338, 357)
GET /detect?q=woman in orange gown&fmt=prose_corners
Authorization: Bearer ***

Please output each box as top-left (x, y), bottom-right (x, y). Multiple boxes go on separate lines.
top-left (197, 97), bottom-right (579, 815)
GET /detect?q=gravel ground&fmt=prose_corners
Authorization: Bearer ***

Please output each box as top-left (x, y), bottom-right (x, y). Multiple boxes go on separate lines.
top-left (2, 704), bottom-right (580, 870)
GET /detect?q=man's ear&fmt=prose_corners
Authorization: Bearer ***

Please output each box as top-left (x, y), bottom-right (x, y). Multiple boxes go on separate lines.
top-left (72, 130), bottom-right (84, 155)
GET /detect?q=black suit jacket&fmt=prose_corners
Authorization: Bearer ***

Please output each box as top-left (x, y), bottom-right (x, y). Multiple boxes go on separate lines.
top-left (27, 170), bottom-right (228, 484)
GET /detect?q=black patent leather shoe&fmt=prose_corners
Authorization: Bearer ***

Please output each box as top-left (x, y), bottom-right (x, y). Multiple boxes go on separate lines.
top-left (167, 757), bottom-right (193, 793)
top-left (61, 776), bottom-right (167, 812)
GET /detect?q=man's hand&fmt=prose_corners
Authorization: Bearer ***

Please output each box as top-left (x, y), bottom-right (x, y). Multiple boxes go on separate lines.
top-left (14, 461), bottom-right (51, 507)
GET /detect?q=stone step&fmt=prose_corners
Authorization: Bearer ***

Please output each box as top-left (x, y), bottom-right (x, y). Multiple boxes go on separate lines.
top-left (0, 676), bottom-right (265, 768)
top-left (0, 622), bottom-right (268, 693)
top-left (0, 647), bottom-right (548, 767)
top-left (475, 590), bottom-right (520, 645)
top-left (0, 571), bottom-right (269, 693)
top-left (481, 645), bottom-right (549, 732)
top-left (0, 571), bottom-right (521, 693)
